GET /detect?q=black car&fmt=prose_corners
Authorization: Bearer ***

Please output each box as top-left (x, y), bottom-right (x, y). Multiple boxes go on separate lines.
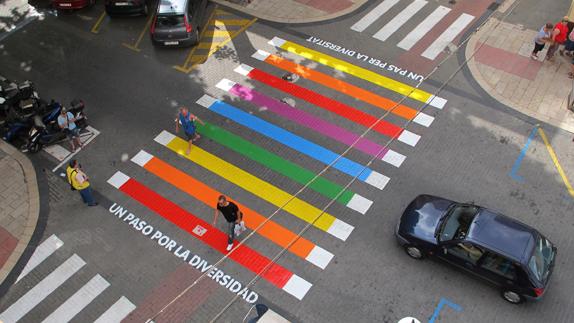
top-left (395, 195), bottom-right (556, 304)
top-left (150, 0), bottom-right (207, 47)
top-left (105, 0), bottom-right (149, 16)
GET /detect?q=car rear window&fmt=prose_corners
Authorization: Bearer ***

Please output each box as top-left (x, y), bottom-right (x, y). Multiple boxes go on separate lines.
top-left (528, 236), bottom-right (554, 283)
top-left (156, 15), bottom-right (185, 28)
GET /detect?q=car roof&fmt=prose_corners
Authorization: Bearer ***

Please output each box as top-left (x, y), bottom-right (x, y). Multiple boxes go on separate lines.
top-left (466, 209), bottom-right (536, 263)
top-left (157, 0), bottom-right (186, 14)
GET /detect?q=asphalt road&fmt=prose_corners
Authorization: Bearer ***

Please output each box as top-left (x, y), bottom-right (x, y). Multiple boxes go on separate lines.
top-left (1, 1), bottom-right (574, 322)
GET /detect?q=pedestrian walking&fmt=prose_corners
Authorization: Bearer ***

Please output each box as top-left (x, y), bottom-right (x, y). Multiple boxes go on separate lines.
top-left (175, 107), bottom-right (205, 155)
top-left (57, 107), bottom-right (82, 152)
top-left (66, 159), bottom-right (98, 206)
top-left (531, 23), bottom-right (553, 60)
top-left (545, 17), bottom-right (569, 61)
top-left (213, 195), bottom-right (246, 251)
top-left (563, 27), bottom-right (574, 56)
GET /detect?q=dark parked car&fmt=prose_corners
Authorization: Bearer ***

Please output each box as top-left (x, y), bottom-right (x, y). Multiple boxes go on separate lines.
top-left (150, 0), bottom-right (208, 47)
top-left (105, 0), bottom-right (149, 16)
top-left (395, 195), bottom-right (556, 304)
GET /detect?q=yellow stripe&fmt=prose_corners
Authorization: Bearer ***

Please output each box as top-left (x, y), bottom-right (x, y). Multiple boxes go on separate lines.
top-left (163, 135), bottom-right (336, 231)
top-left (538, 128), bottom-right (574, 197)
top-left (90, 12), bottom-right (106, 34)
top-left (204, 30), bottom-right (233, 37)
top-left (196, 42), bottom-right (215, 49)
top-left (214, 19), bottom-right (252, 26)
top-left (278, 40), bottom-right (432, 103)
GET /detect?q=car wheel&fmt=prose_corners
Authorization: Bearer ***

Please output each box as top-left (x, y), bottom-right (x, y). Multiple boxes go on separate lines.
top-left (501, 290), bottom-right (524, 304)
top-left (191, 28), bottom-right (199, 46)
top-left (404, 245), bottom-right (424, 260)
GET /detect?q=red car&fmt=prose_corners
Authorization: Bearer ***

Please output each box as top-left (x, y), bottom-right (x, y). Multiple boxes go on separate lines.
top-left (52, 0), bottom-right (95, 10)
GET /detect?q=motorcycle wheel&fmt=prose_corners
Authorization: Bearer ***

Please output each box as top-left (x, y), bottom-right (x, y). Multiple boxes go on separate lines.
top-left (28, 142), bottom-right (41, 153)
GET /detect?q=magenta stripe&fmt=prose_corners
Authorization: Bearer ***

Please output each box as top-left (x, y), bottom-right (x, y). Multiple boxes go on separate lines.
top-left (229, 84), bottom-right (389, 158)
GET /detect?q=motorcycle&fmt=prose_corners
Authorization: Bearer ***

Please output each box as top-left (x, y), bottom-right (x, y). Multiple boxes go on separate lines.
top-left (25, 100), bottom-right (87, 153)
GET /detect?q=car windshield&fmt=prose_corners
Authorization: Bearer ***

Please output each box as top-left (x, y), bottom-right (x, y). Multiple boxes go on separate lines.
top-left (438, 204), bottom-right (478, 242)
top-left (528, 235), bottom-right (555, 282)
top-left (156, 15), bottom-right (185, 28)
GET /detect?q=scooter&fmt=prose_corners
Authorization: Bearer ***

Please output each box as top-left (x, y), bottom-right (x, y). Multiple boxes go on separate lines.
top-left (25, 101), bottom-right (88, 153)
top-left (2, 99), bottom-right (60, 143)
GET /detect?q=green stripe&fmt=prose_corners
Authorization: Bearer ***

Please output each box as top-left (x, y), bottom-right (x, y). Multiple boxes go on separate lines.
top-left (197, 123), bottom-right (355, 205)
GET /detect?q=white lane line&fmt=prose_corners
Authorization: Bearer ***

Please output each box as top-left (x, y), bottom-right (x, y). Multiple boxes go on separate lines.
top-left (51, 126), bottom-right (100, 172)
top-left (0, 254), bottom-right (86, 323)
top-left (351, 0), bottom-right (400, 32)
top-left (397, 5), bottom-right (451, 50)
top-left (42, 274), bottom-right (110, 323)
top-left (17, 235), bottom-right (64, 282)
top-left (421, 13), bottom-right (475, 60)
top-left (94, 296), bottom-right (136, 323)
top-left (373, 0), bottom-right (427, 42)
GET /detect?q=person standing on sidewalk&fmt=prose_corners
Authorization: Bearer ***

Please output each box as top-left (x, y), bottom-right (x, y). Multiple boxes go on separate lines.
top-left (213, 195), bottom-right (246, 251)
top-left (531, 23), bottom-right (553, 60)
top-left (57, 107), bottom-right (82, 152)
top-left (66, 159), bottom-right (97, 206)
top-left (175, 107), bottom-right (205, 155)
top-left (545, 17), bottom-right (569, 61)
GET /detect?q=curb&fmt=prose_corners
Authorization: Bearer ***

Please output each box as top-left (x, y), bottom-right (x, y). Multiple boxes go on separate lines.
top-left (0, 141), bottom-right (40, 286)
top-left (210, 0), bottom-right (368, 24)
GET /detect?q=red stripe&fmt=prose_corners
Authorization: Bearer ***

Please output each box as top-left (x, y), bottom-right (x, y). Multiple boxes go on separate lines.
top-left (247, 68), bottom-right (403, 139)
top-left (122, 265), bottom-right (218, 323)
top-left (119, 178), bottom-right (292, 288)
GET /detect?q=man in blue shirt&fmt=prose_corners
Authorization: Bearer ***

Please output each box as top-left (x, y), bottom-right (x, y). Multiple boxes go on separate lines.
top-left (175, 106), bottom-right (205, 155)
top-left (57, 107), bottom-right (82, 152)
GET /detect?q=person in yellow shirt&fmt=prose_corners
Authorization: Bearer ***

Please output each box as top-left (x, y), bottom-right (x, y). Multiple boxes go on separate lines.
top-left (66, 159), bottom-right (97, 206)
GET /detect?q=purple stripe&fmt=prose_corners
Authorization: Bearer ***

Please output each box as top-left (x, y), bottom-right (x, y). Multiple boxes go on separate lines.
top-left (229, 84), bottom-right (389, 158)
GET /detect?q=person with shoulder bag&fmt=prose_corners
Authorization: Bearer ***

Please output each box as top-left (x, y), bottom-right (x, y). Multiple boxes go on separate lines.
top-left (66, 159), bottom-right (97, 206)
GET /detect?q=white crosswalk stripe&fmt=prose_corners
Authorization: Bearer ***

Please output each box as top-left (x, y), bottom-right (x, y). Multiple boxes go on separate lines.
top-left (373, 0), bottom-right (427, 42)
top-left (17, 234), bottom-right (64, 282)
top-left (351, 0), bottom-right (475, 60)
top-left (2, 236), bottom-right (137, 323)
top-left (41, 274), bottom-right (110, 323)
top-left (94, 296), bottom-right (137, 323)
top-left (0, 254), bottom-right (86, 322)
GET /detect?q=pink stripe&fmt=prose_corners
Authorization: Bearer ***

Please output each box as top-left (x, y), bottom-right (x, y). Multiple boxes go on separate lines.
top-left (474, 42), bottom-right (542, 80)
top-left (229, 83), bottom-right (389, 158)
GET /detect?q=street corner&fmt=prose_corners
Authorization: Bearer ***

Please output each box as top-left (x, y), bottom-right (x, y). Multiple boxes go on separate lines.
top-left (0, 140), bottom-right (40, 289)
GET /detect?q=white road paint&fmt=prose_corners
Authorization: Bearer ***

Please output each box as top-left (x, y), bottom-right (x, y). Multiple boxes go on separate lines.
top-left (17, 235), bottom-right (63, 282)
top-left (94, 296), bottom-right (136, 323)
top-left (421, 13), bottom-right (475, 60)
top-left (373, 0), bottom-right (427, 42)
top-left (397, 5), bottom-right (451, 50)
top-left (351, 0), bottom-right (400, 32)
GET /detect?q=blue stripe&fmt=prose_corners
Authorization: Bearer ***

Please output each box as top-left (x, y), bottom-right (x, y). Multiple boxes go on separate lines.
top-left (509, 125), bottom-right (538, 182)
top-left (207, 100), bottom-right (373, 181)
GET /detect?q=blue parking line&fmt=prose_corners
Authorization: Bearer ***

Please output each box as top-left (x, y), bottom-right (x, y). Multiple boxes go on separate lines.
top-left (205, 99), bottom-right (373, 181)
top-left (509, 125), bottom-right (539, 182)
top-left (428, 298), bottom-right (462, 323)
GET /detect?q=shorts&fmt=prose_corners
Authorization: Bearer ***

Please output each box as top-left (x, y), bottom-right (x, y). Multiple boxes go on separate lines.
top-left (533, 42), bottom-right (545, 53)
top-left (184, 131), bottom-right (196, 141)
top-left (66, 127), bottom-right (80, 139)
top-left (566, 39), bottom-right (574, 51)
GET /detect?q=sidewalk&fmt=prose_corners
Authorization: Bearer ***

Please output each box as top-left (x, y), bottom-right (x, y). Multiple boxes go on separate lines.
top-left (0, 140), bottom-right (40, 286)
top-left (211, 0), bottom-right (367, 23)
top-left (467, 18), bottom-right (574, 134)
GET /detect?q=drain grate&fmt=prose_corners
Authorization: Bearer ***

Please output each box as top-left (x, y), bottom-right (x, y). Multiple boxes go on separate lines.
top-left (46, 170), bottom-right (66, 203)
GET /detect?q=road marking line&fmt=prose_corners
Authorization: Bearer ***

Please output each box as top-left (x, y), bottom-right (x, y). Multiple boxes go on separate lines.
top-left (42, 274), bottom-right (110, 323)
top-left (131, 150), bottom-right (334, 268)
top-left (429, 298), bottom-right (463, 323)
top-left (509, 125), bottom-right (537, 182)
top-left (421, 13), bottom-right (474, 60)
top-left (216, 78), bottom-right (405, 168)
top-left (94, 296), bottom-right (136, 323)
top-left (397, 130), bottom-right (420, 147)
top-left (233, 63), bottom-right (414, 146)
top-left (90, 12), bottom-right (106, 34)
top-left (214, 19), bottom-right (252, 26)
top-left (0, 254), bottom-right (86, 322)
top-left (154, 131), bottom-right (354, 240)
top-left (108, 171), bottom-right (313, 299)
top-left (122, 13), bottom-right (155, 52)
top-left (51, 126), bottom-right (100, 172)
top-left (17, 234), bottom-right (64, 282)
top-left (397, 5), bottom-right (451, 50)
top-left (189, 116), bottom-right (370, 211)
top-left (538, 127), bottom-right (574, 197)
top-left (198, 94), bottom-right (389, 190)
top-left (351, 0), bottom-right (400, 32)
top-left (252, 50), bottom-right (432, 125)
top-left (373, 0), bottom-right (427, 42)
top-left (268, 37), bottom-right (446, 108)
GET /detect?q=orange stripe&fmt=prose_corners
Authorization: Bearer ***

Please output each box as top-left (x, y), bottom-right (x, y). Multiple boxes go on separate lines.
top-left (266, 54), bottom-right (417, 120)
top-left (144, 157), bottom-right (315, 258)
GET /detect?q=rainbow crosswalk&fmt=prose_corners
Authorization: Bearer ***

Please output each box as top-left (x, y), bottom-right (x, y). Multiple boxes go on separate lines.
top-left (107, 36), bottom-right (446, 301)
